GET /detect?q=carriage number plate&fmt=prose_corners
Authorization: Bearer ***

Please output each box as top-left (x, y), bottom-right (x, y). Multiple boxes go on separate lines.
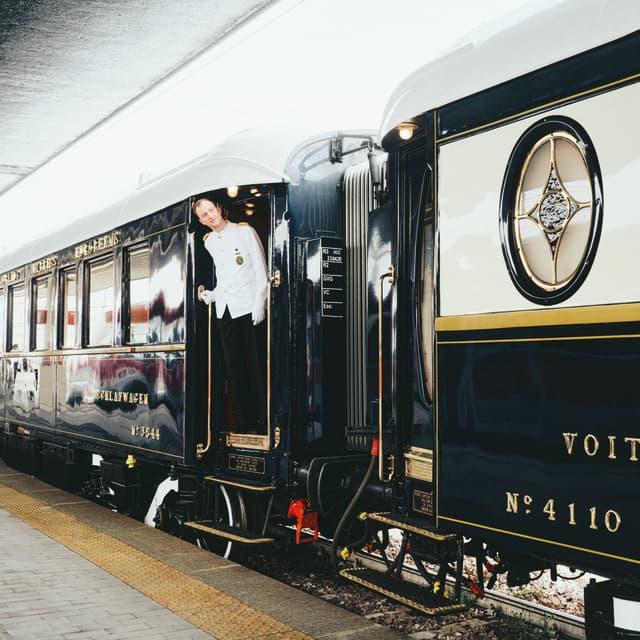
top-left (413, 489), bottom-right (433, 516)
top-left (228, 454), bottom-right (265, 474)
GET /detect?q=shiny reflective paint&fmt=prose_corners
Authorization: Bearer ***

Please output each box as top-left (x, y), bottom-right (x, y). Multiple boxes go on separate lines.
top-left (437, 324), bottom-right (640, 578)
top-left (381, 30), bottom-right (640, 587)
top-left (0, 205), bottom-right (187, 462)
top-left (56, 352), bottom-right (184, 459)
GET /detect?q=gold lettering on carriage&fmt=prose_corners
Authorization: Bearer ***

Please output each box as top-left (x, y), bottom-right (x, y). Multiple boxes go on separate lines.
top-left (31, 255), bottom-right (58, 274)
top-left (1, 269), bottom-right (23, 285)
top-left (562, 432), bottom-right (640, 461)
top-left (131, 424), bottom-right (160, 441)
top-left (75, 231), bottom-right (121, 258)
top-left (96, 390), bottom-right (149, 405)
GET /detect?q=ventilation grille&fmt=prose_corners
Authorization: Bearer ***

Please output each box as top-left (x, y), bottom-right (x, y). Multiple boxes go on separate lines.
top-left (343, 160), bottom-right (384, 428)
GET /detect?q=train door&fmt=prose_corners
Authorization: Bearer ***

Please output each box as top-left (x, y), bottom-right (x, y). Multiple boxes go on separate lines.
top-left (366, 195), bottom-right (397, 481)
top-left (397, 133), bottom-right (436, 518)
top-left (364, 132), bottom-right (434, 487)
top-left (190, 184), bottom-right (288, 465)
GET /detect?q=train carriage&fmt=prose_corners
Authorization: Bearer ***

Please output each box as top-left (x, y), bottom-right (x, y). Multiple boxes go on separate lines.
top-left (345, 0), bottom-right (640, 635)
top-left (0, 127), bottom-right (382, 548)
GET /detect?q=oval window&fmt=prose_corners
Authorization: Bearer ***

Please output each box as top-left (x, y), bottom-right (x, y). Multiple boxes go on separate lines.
top-left (500, 116), bottom-right (603, 305)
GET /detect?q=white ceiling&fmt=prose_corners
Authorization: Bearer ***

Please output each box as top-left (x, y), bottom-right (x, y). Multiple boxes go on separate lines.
top-left (0, 0), bottom-right (273, 194)
top-left (0, 0), bottom-right (559, 267)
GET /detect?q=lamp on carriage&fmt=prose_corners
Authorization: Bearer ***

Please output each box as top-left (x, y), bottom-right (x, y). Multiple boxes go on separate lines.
top-left (226, 185), bottom-right (239, 198)
top-left (397, 122), bottom-right (418, 141)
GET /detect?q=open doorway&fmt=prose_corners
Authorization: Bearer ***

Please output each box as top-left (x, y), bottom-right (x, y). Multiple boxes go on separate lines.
top-left (192, 186), bottom-right (271, 437)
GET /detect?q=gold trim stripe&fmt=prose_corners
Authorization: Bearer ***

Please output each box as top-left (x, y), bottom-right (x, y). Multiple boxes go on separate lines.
top-left (437, 71), bottom-right (640, 144)
top-left (439, 333), bottom-right (640, 346)
top-left (2, 344), bottom-right (185, 358)
top-left (435, 302), bottom-right (640, 332)
top-left (440, 515), bottom-right (640, 566)
top-left (0, 483), bottom-right (310, 640)
top-left (145, 222), bottom-right (184, 239)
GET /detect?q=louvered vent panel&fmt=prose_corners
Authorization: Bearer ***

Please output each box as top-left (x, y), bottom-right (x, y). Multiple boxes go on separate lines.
top-left (344, 161), bottom-right (375, 427)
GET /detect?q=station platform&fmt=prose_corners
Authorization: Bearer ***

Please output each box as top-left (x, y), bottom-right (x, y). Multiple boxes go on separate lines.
top-left (0, 464), bottom-right (400, 640)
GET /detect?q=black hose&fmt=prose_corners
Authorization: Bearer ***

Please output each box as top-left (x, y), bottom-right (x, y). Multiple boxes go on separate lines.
top-left (331, 454), bottom-right (377, 572)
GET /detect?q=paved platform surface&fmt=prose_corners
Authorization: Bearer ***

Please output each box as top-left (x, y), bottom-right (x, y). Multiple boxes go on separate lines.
top-left (0, 465), bottom-right (401, 640)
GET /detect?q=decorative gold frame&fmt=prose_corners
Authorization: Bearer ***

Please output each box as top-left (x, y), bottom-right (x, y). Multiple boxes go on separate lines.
top-left (513, 131), bottom-right (592, 292)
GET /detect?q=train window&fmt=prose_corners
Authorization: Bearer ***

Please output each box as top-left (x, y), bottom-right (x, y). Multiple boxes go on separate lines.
top-left (59, 268), bottom-right (77, 348)
top-left (31, 276), bottom-right (51, 351)
top-left (419, 217), bottom-right (434, 401)
top-left (8, 284), bottom-right (25, 352)
top-left (86, 256), bottom-right (114, 346)
top-left (126, 243), bottom-right (150, 344)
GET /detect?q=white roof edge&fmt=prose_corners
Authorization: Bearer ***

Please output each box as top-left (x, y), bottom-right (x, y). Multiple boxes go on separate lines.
top-left (380, 0), bottom-right (640, 140)
top-left (0, 127), bottom-right (299, 272)
top-left (0, 126), bottom-right (375, 272)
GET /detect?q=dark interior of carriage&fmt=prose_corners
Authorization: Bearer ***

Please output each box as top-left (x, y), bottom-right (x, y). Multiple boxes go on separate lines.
top-left (193, 186), bottom-right (271, 436)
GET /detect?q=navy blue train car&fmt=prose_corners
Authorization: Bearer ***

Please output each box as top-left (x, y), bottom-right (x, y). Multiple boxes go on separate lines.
top-left (0, 127), bottom-right (382, 555)
top-left (336, 0), bottom-right (640, 635)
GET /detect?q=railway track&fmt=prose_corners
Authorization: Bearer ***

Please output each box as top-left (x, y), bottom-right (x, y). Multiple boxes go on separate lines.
top-left (246, 528), bottom-right (587, 637)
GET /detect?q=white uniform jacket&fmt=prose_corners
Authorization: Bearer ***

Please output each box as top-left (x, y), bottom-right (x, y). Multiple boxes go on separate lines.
top-left (203, 222), bottom-right (269, 319)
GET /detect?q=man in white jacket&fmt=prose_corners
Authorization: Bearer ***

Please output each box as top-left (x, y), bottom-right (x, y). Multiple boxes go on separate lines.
top-left (194, 198), bottom-right (268, 432)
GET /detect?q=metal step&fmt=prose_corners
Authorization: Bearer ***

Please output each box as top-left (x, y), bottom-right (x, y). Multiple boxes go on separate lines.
top-left (339, 567), bottom-right (466, 616)
top-left (203, 476), bottom-right (276, 492)
top-left (367, 512), bottom-right (458, 542)
top-left (183, 520), bottom-right (274, 544)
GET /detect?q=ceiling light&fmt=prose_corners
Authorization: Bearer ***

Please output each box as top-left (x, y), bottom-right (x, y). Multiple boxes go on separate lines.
top-left (397, 122), bottom-right (418, 141)
top-left (226, 185), bottom-right (239, 198)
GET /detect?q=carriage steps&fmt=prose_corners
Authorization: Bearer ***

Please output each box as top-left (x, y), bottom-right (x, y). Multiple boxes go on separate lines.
top-left (183, 519), bottom-right (275, 544)
top-left (339, 566), bottom-right (467, 615)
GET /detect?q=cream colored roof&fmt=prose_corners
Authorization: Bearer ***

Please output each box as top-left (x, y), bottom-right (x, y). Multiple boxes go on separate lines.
top-left (380, 0), bottom-right (639, 141)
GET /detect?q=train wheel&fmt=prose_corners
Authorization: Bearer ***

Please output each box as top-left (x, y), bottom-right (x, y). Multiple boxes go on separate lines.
top-left (194, 484), bottom-right (246, 560)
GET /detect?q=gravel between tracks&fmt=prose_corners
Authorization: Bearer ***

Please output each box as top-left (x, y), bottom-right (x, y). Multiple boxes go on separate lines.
top-left (243, 546), bottom-right (578, 639)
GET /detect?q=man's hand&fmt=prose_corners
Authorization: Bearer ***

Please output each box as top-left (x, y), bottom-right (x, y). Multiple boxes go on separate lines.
top-left (251, 302), bottom-right (266, 325)
top-left (199, 289), bottom-right (216, 305)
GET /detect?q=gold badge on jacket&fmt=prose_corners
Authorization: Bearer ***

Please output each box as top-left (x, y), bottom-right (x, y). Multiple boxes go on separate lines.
top-left (235, 248), bottom-right (244, 265)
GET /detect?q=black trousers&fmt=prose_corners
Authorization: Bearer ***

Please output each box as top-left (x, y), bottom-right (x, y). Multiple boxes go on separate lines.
top-left (217, 309), bottom-right (266, 430)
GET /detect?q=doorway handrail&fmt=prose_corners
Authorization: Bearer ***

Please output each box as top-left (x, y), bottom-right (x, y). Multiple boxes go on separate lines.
top-left (196, 285), bottom-right (212, 459)
top-left (378, 265), bottom-right (395, 482)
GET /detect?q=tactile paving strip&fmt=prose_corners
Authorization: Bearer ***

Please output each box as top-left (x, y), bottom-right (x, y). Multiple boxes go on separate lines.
top-left (0, 483), bottom-right (311, 640)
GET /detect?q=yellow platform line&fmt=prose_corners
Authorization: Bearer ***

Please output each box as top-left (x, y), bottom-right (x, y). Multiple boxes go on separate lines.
top-left (0, 483), bottom-right (311, 640)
